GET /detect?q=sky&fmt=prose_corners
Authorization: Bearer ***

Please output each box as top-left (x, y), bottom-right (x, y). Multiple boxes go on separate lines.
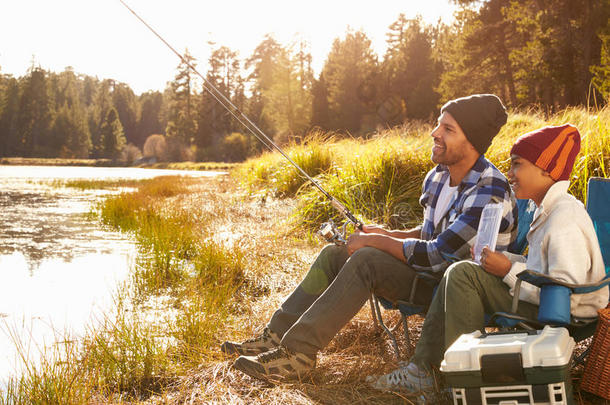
top-left (0, 0), bottom-right (457, 95)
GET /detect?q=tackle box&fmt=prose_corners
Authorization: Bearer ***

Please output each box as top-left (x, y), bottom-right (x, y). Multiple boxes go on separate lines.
top-left (440, 326), bottom-right (575, 405)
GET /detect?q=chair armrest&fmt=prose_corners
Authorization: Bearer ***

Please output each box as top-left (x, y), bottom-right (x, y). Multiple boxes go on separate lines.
top-left (517, 270), bottom-right (610, 294)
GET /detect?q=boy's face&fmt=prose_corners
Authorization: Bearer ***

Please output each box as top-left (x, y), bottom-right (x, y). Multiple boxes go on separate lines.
top-left (507, 154), bottom-right (554, 202)
top-left (430, 112), bottom-right (476, 166)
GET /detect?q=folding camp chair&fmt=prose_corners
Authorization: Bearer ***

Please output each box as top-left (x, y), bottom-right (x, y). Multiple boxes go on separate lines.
top-left (488, 177), bottom-right (610, 364)
top-left (371, 198), bottom-right (537, 360)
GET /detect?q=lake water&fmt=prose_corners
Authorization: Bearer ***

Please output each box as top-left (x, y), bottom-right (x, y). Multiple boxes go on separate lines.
top-left (0, 165), bottom-right (222, 385)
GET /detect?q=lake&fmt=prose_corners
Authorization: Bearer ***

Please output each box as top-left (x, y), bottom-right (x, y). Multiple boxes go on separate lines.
top-left (0, 165), bottom-right (222, 385)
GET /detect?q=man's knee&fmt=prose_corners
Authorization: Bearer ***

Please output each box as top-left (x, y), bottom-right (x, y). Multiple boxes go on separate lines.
top-left (348, 246), bottom-right (384, 269)
top-left (346, 246), bottom-right (401, 283)
top-left (318, 243), bottom-right (347, 260)
top-left (301, 244), bottom-right (347, 295)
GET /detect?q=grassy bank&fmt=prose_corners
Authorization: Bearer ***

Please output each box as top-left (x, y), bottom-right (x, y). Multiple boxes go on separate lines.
top-left (136, 161), bottom-right (239, 171)
top-left (240, 107), bottom-right (609, 230)
top-left (0, 157), bottom-right (114, 167)
top-left (0, 157), bottom-right (237, 171)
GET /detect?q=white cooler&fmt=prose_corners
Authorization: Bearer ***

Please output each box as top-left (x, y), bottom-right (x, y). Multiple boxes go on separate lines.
top-left (440, 326), bottom-right (575, 405)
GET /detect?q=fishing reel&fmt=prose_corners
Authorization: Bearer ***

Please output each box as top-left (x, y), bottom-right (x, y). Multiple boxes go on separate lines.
top-left (318, 219), bottom-right (349, 245)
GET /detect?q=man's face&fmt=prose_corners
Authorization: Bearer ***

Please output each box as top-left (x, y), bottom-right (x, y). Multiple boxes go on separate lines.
top-left (430, 112), bottom-right (473, 166)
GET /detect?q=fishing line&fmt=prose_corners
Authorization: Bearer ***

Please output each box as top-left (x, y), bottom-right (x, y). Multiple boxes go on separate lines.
top-left (118, 0), bottom-right (363, 229)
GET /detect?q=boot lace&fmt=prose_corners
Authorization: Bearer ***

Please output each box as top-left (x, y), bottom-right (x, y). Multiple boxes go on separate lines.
top-left (385, 366), bottom-right (412, 388)
top-left (258, 347), bottom-right (290, 364)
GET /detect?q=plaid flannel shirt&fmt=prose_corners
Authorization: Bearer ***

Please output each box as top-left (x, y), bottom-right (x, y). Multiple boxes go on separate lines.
top-left (402, 155), bottom-right (518, 274)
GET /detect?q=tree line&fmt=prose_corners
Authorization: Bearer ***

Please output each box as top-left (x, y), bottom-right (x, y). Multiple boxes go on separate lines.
top-left (1, 0), bottom-right (609, 163)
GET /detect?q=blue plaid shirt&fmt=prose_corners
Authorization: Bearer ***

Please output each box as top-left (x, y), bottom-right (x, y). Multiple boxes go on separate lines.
top-left (403, 155), bottom-right (518, 274)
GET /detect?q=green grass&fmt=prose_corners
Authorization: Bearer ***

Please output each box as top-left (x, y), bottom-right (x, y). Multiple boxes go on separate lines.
top-left (239, 133), bottom-right (335, 197)
top-left (47, 178), bottom-right (149, 190)
top-left (241, 106), bottom-right (610, 228)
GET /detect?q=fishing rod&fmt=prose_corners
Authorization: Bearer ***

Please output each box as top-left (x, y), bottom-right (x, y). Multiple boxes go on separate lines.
top-left (119, 0), bottom-right (363, 244)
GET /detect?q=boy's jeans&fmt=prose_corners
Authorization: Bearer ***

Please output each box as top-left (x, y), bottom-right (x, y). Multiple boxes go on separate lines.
top-left (411, 260), bottom-right (539, 369)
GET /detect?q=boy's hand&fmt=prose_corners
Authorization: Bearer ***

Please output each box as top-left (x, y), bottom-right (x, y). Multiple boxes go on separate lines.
top-left (480, 247), bottom-right (512, 277)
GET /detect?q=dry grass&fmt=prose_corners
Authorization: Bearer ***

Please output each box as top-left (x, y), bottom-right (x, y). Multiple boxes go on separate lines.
top-left (133, 176), bottom-right (601, 405)
top-left (111, 175), bottom-right (448, 404)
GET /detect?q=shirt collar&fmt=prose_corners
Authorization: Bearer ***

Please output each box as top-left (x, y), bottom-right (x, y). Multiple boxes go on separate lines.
top-left (434, 155), bottom-right (489, 191)
top-left (530, 180), bottom-right (570, 227)
top-left (538, 180), bottom-right (570, 212)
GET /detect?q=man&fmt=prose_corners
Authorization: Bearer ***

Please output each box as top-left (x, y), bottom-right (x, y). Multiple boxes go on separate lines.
top-left (223, 94), bottom-right (517, 380)
top-left (368, 124), bottom-right (609, 392)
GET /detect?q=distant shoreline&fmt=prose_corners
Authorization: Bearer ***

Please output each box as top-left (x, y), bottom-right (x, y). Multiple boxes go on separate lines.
top-left (0, 157), bottom-right (239, 171)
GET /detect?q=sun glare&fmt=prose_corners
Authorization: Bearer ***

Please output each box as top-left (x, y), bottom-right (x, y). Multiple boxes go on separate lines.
top-left (1, 0), bottom-right (456, 94)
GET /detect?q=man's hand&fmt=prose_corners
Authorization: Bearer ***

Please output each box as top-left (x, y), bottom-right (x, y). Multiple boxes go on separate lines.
top-left (480, 247), bottom-right (511, 277)
top-left (360, 224), bottom-right (387, 235)
top-left (346, 230), bottom-right (368, 255)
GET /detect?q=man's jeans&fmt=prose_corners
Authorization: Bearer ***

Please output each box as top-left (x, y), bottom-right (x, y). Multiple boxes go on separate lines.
top-left (268, 244), bottom-right (434, 355)
top-left (410, 260), bottom-right (540, 370)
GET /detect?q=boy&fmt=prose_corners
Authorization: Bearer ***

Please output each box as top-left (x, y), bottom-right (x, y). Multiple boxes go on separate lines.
top-left (369, 124), bottom-right (609, 392)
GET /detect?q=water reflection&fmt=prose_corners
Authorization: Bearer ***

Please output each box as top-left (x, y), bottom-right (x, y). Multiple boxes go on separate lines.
top-left (0, 165), bottom-right (221, 269)
top-left (0, 188), bottom-right (128, 270)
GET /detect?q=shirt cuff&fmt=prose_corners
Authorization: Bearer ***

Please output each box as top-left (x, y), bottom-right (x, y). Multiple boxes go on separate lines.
top-left (402, 239), bottom-right (417, 261)
top-left (502, 261), bottom-right (527, 291)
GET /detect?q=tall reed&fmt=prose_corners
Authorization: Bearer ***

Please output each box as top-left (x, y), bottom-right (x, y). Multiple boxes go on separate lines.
top-left (242, 107), bottom-right (610, 228)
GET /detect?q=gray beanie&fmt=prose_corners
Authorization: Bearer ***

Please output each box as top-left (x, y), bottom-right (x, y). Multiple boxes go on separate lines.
top-left (440, 94), bottom-right (508, 154)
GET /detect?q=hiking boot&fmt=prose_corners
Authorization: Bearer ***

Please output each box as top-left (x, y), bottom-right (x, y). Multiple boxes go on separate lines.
top-left (233, 345), bottom-right (316, 379)
top-left (366, 362), bottom-right (434, 392)
top-left (220, 328), bottom-right (280, 356)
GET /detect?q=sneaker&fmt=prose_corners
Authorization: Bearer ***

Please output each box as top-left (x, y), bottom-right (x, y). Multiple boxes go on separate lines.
top-left (220, 328), bottom-right (280, 356)
top-left (367, 362), bottom-right (435, 392)
top-left (233, 345), bottom-right (316, 379)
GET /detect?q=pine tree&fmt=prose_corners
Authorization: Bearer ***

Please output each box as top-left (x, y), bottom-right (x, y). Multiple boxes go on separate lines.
top-left (0, 76), bottom-right (20, 156)
top-left (591, 28), bottom-right (610, 102)
top-left (195, 45), bottom-right (244, 157)
top-left (137, 91), bottom-right (165, 147)
top-left (17, 66), bottom-right (55, 157)
top-left (311, 73), bottom-right (330, 130)
top-left (112, 83), bottom-right (139, 146)
top-left (245, 35), bottom-right (284, 138)
top-left (166, 49), bottom-right (198, 148)
top-left (53, 103), bottom-right (91, 158)
top-left (263, 42), bottom-right (313, 139)
top-left (89, 79), bottom-right (114, 158)
top-left (321, 29), bottom-right (379, 134)
top-left (382, 15), bottom-right (440, 122)
top-left (99, 107), bottom-right (125, 159)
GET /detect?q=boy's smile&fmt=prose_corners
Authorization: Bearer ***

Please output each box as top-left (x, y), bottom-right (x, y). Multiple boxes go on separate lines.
top-left (507, 154), bottom-right (555, 205)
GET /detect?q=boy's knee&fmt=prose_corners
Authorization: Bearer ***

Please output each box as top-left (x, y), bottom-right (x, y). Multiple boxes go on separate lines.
top-left (445, 260), bottom-right (480, 284)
